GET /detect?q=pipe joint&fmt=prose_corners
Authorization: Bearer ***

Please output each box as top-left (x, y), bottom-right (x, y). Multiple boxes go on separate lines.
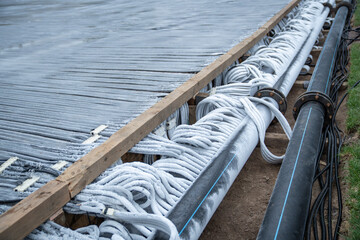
top-left (255, 88), bottom-right (287, 114)
top-left (293, 91), bottom-right (334, 124)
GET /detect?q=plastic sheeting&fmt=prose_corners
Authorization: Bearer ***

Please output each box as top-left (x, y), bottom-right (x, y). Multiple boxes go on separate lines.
top-left (0, 0), bottom-right (291, 212)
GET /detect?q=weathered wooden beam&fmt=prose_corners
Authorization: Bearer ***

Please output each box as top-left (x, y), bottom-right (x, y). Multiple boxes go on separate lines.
top-left (0, 181), bottom-right (70, 239)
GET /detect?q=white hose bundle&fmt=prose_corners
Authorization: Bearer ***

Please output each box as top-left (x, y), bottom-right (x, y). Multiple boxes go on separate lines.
top-left (196, 94), bottom-right (292, 163)
top-left (201, 0), bottom-right (324, 162)
top-left (59, 93), bottom-right (288, 239)
top-left (61, 97), bottom-right (254, 239)
top-left (222, 1), bottom-right (323, 89)
top-left (244, 97), bottom-right (292, 163)
top-left (27, 221), bottom-right (99, 240)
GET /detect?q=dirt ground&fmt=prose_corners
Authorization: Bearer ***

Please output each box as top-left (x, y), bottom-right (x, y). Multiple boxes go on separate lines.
top-left (200, 47), bottom-right (350, 239)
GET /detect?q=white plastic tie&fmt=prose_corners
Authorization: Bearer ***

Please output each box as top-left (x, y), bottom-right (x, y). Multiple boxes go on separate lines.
top-left (83, 124), bottom-right (107, 144)
top-left (82, 135), bottom-right (101, 144)
top-left (52, 161), bottom-right (68, 171)
top-left (90, 125), bottom-right (108, 136)
top-left (14, 176), bottom-right (40, 192)
top-left (106, 208), bottom-right (115, 216)
top-left (0, 157), bottom-right (18, 174)
top-left (154, 125), bottom-right (166, 136)
top-left (166, 118), bottom-right (177, 130)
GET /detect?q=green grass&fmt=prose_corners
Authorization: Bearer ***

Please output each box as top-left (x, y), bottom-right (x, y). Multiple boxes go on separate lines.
top-left (343, 144), bottom-right (360, 240)
top-left (344, 6), bottom-right (360, 238)
top-left (347, 43), bottom-right (360, 133)
top-left (355, 4), bottom-right (360, 26)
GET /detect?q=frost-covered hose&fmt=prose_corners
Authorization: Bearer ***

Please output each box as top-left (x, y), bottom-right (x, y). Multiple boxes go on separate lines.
top-left (196, 95), bottom-right (292, 163)
top-left (26, 221), bottom-right (99, 240)
top-left (197, 1), bottom-right (324, 162)
top-left (142, 102), bottom-right (189, 164)
top-left (244, 97), bottom-right (292, 163)
top-left (74, 201), bottom-right (179, 240)
top-left (61, 100), bottom-right (252, 239)
top-left (63, 95), bottom-right (289, 233)
top-left (27, 1), bottom-right (325, 239)
top-left (111, 212), bottom-right (179, 240)
top-left (223, 1), bottom-right (322, 88)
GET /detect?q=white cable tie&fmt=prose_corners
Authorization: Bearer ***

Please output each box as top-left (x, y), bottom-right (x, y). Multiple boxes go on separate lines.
top-left (82, 135), bottom-right (101, 144)
top-left (90, 125), bottom-right (108, 136)
top-left (83, 125), bottom-right (107, 144)
top-left (210, 88), bottom-right (216, 96)
top-left (166, 118), bottom-right (177, 130)
top-left (106, 208), bottom-right (115, 216)
top-left (52, 161), bottom-right (68, 171)
top-left (154, 125), bottom-right (166, 136)
top-left (14, 176), bottom-right (40, 192)
top-left (0, 157), bottom-right (18, 174)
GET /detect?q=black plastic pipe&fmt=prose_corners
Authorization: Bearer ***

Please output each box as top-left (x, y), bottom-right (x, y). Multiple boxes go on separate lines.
top-left (153, 117), bottom-right (256, 239)
top-left (257, 3), bottom-right (350, 240)
top-left (156, 137), bottom-right (238, 239)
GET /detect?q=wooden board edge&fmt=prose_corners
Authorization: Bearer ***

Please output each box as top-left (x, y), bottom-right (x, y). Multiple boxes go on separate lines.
top-left (0, 180), bottom-right (69, 240)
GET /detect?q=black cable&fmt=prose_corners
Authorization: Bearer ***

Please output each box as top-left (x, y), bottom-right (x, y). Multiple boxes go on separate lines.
top-left (305, 1), bottom-right (359, 239)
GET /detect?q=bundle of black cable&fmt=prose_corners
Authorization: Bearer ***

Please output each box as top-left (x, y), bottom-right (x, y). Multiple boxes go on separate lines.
top-left (305, 2), bottom-right (360, 239)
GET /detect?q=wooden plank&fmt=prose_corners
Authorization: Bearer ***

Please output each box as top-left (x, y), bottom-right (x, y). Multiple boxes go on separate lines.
top-left (311, 49), bottom-right (322, 61)
top-left (121, 152), bottom-right (144, 162)
top-left (265, 132), bottom-right (289, 142)
top-left (188, 105), bottom-right (197, 125)
top-left (296, 75), bottom-right (312, 81)
top-left (293, 80), bottom-right (310, 89)
top-left (261, 132), bottom-right (290, 149)
top-left (50, 208), bottom-right (66, 226)
top-left (0, 180), bottom-right (69, 240)
top-left (0, 1), bottom-right (301, 239)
